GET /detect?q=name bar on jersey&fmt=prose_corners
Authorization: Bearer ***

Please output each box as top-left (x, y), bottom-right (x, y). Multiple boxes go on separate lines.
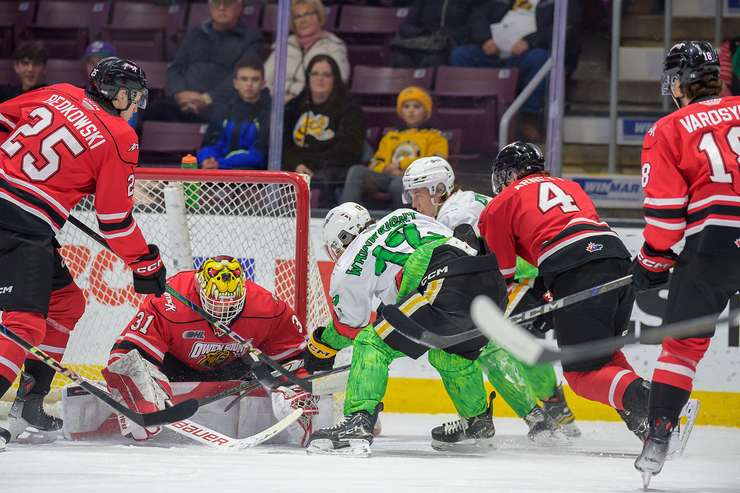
top-left (678, 104), bottom-right (740, 134)
top-left (43, 94), bottom-right (107, 149)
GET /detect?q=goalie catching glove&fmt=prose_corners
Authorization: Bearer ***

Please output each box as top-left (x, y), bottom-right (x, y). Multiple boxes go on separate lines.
top-left (102, 350), bottom-right (173, 441)
top-left (271, 385), bottom-right (319, 446)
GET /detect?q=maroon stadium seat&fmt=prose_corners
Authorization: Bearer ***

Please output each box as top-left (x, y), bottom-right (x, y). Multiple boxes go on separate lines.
top-left (0, 58), bottom-right (16, 86)
top-left (337, 6), bottom-right (409, 66)
top-left (22, 1), bottom-right (111, 59)
top-left (101, 2), bottom-right (186, 61)
top-left (0, 1), bottom-right (37, 58)
top-left (140, 121), bottom-right (207, 154)
top-left (351, 65), bottom-right (434, 107)
top-left (136, 60), bottom-right (167, 95)
top-left (46, 58), bottom-right (86, 87)
top-left (432, 66), bottom-right (520, 153)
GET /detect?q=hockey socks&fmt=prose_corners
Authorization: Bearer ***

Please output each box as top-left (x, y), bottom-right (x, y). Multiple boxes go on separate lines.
top-left (563, 350), bottom-right (640, 409)
top-left (429, 348), bottom-right (488, 418)
top-left (477, 341), bottom-right (537, 418)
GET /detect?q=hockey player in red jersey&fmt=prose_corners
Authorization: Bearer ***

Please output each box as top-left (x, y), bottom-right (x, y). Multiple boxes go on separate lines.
top-left (478, 142), bottom-right (652, 439)
top-left (633, 41), bottom-right (740, 482)
top-left (0, 57), bottom-right (167, 450)
top-left (103, 256), bottom-right (318, 445)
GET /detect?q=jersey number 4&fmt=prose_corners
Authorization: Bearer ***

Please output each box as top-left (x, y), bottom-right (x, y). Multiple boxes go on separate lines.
top-left (538, 182), bottom-right (580, 214)
top-left (1, 106), bottom-right (85, 182)
top-left (698, 127), bottom-right (740, 184)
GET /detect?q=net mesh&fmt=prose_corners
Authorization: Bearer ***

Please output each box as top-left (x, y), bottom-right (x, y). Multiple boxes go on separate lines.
top-left (6, 171), bottom-right (331, 399)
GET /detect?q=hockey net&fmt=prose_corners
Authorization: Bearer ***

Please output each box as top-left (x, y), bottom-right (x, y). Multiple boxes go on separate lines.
top-left (3, 169), bottom-right (331, 406)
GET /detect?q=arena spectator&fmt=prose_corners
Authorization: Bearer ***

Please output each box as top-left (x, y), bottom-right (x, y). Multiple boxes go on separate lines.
top-left (83, 41), bottom-right (116, 78)
top-left (148, 0), bottom-right (263, 122)
top-left (390, 0), bottom-right (479, 68)
top-left (339, 86), bottom-right (447, 208)
top-left (0, 42), bottom-right (48, 102)
top-left (450, 0), bottom-right (580, 141)
top-left (264, 0), bottom-right (349, 101)
top-left (283, 54), bottom-right (365, 208)
top-left (196, 57), bottom-right (271, 170)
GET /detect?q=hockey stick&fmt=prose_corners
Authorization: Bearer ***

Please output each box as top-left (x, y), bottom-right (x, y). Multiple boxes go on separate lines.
top-left (379, 275), bottom-right (634, 350)
top-left (0, 322), bottom-right (198, 427)
top-left (165, 409), bottom-right (303, 449)
top-left (470, 294), bottom-right (740, 366)
top-left (67, 215), bottom-right (313, 392)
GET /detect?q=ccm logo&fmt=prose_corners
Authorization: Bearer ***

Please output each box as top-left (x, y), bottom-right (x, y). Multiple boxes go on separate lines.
top-left (421, 266), bottom-right (448, 286)
top-left (638, 254), bottom-right (672, 271)
top-left (134, 259), bottom-right (162, 275)
top-left (0, 285), bottom-right (13, 294)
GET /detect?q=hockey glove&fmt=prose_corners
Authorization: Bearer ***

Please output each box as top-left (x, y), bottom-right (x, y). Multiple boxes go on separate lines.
top-left (304, 327), bottom-right (337, 374)
top-left (271, 385), bottom-right (319, 446)
top-left (131, 244), bottom-right (167, 296)
top-left (102, 351), bottom-right (173, 441)
top-left (630, 244), bottom-right (677, 291)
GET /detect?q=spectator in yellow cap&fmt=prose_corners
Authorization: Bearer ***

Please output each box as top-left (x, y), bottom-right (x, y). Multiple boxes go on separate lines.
top-left (339, 85), bottom-right (448, 208)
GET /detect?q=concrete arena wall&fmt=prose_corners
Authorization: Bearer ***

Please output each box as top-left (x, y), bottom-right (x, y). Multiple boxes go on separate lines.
top-left (308, 219), bottom-right (740, 427)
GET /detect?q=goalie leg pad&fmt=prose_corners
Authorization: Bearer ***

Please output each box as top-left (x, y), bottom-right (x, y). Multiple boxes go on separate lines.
top-left (102, 350), bottom-right (173, 441)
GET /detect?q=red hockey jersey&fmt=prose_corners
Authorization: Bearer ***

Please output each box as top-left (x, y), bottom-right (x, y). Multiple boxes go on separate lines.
top-left (640, 95), bottom-right (740, 254)
top-left (110, 271), bottom-right (307, 373)
top-left (478, 173), bottom-right (629, 280)
top-left (0, 84), bottom-right (149, 264)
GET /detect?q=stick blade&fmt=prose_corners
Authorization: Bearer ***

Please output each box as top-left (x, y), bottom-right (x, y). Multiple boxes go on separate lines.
top-left (142, 399), bottom-right (199, 427)
top-left (470, 295), bottom-right (545, 365)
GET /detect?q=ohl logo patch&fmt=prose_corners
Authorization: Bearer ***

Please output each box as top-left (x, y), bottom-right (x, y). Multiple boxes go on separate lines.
top-left (585, 242), bottom-right (604, 253)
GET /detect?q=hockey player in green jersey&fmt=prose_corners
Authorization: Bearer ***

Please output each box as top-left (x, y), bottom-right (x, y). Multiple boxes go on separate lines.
top-left (305, 202), bottom-right (508, 456)
top-left (401, 156), bottom-right (581, 439)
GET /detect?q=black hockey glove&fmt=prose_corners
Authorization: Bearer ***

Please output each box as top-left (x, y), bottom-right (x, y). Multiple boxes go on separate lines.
top-left (131, 244), bottom-right (167, 296)
top-left (304, 327), bottom-right (337, 374)
top-left (630, 244), bottom-right (677, 291)
top-left (522, 312), bottom-right (553, 335)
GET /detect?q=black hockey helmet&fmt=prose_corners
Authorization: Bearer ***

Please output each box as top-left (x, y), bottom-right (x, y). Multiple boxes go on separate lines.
top-left (87, 57), bottom-right (148, 112)
top-left (661, 41), bottom-right (720, 96)
top-left (491, 141), bottom-right (545, 194)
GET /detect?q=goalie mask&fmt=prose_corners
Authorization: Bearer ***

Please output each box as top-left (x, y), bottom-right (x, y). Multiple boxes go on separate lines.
top-left (195, 256), bottom-right (246, 326)
top-left (322, 202), bottom-right (373, 262)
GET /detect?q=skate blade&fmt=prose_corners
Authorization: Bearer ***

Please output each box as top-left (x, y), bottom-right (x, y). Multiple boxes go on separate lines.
top-left (12, 427), bottom-right (60, 445)
top-left (306, 439), bottom-right (371, 457)
top-left (529, 430), bottom-right (571, 448)
top-left (641, 471), bottom-right (652, 491)
top-left (431, 437), bottom-right (495, 453)
top-left (560, 422), bottom-right (582, 438)
top-left (666, 398), bottom-right (700, 460)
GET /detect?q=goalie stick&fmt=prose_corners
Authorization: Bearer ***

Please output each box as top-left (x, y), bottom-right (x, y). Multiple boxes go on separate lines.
top-left (469, 294), bottom-right (740, 366)
top-left (67, 214), bottom-right (314, 393)
top-left (0, 322), bottom-right (198, 427)
top-left (379, 275), bottom-right (634, 350)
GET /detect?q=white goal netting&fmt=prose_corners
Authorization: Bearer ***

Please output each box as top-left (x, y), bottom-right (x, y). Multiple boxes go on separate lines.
top-left (3, 169), bottom-right (331, 404)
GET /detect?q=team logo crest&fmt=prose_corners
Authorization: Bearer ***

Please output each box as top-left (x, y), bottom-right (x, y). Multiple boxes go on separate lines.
top-left (585, 242), bottom-right (604, 253)
top-left (198, 350), bottom-right (231, 368)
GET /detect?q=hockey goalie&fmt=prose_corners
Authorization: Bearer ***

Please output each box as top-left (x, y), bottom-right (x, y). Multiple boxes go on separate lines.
top-left (62, 256), bottom-right (333, 446)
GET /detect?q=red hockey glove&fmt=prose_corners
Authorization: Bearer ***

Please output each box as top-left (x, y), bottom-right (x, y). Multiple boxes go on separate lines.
top-left (130, 244), bottom-right (167, 296)
top-left (630, 244), bottom-right (677, 291)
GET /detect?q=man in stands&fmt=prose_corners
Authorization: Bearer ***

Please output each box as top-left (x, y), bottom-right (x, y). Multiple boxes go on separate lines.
top-left (147, 0), bottom-right (263, 122)
top-left (0, 57), bottom-right (166, 451)
top-left (102, 256), bottom-right (320, 446)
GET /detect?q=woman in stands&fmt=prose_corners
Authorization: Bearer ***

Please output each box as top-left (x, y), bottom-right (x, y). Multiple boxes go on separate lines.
top-left (283, 54), bottom-right (365, 208)
top-left (264, 0), bottom-right (350, 102)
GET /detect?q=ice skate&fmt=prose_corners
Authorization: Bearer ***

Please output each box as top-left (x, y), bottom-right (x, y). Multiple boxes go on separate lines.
top-left (8, 373), bottom-right (63, 444)
top-left (0, 427), bottom-right (10, 452)
top-left (635, 416), bottom-right (675, 490)
top-left (666, 399), bottom-right (700, 459)
top-left (431, 392), bottom-right (496, 452)
top-left (306, 403), bottom-right (382, 457)
top-left (542, 384), bottom-right (581, 437)
top-left (524, 406), bottom-right (568, 446)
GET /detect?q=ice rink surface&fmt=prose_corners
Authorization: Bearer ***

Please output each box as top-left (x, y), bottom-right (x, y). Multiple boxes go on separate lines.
top-left (1, 414), bottom-right (739, 493)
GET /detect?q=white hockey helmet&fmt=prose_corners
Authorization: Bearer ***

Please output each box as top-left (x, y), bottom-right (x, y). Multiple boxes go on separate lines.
top-left (401, 156), bottom-right (455, 204)
top-left (322, 202), bottom-right (373, 262)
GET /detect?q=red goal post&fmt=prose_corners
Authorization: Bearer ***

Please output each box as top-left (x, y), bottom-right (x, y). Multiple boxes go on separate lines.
top-left (6, 168), bottom-right (331, 399)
